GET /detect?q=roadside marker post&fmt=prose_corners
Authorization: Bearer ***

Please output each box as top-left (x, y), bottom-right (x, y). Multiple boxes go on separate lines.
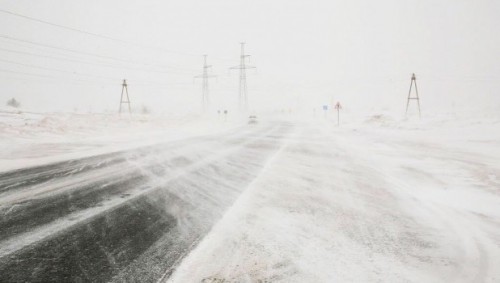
top-left (334, 102), bottom-right (342, 126)
top-left (323, 105), bottom-right (328, 119)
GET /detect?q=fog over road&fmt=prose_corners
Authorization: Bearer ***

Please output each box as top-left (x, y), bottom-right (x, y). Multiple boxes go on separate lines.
top-left (0, 121), bottom-right (293, 282)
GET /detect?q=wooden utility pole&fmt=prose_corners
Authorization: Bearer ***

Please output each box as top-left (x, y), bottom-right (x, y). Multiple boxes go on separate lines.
top-left (119, 79), bottom-right (131, 115)
top-left (405, 73), bottom-right (421, 117)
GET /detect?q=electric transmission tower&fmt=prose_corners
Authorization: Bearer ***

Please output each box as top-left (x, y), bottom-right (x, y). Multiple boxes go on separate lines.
top-left (405, 73), bottom-right (421, 117)
top-left (230, 42), bottom-right (256, 112)
top-left (194, 55), bottom-right (216, 112)
top-left (119, 79), bottom-right (131, 114)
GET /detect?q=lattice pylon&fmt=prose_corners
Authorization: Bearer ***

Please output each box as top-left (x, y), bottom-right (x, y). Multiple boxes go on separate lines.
top-left (405, 73), bottom-right (421, 117)
top-left (119, 79), bottom-right (131, 115)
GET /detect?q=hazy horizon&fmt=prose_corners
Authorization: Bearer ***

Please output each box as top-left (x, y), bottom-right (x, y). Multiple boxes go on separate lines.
top-left (0, 0), bottom-right (499, 116)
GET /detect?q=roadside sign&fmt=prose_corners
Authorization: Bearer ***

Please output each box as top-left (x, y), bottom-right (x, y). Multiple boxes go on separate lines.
top-left (334, 102), bottom-right (342, 126)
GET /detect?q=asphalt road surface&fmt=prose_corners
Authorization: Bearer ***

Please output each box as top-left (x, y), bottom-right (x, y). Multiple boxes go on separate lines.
top-left (0, 121), bottom-right (293, 282)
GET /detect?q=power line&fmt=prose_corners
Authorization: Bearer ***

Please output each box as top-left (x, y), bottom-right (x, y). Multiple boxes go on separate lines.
top-left (0, 34), bottom-right (198, 72)
top-left (0, 47), bottom-right (195, 75)
top-left (0, 68), bottom-right (116, 86)
top-left (0, 57), bottom-right (118, 80)
top-left (0, 65), bottom-right (196, 88)
top-left (0, 8), bottom-right (201, 57)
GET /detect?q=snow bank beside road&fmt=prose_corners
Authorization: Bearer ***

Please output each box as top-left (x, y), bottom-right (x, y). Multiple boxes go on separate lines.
top-left (0, 108), bottom-right (240, 172)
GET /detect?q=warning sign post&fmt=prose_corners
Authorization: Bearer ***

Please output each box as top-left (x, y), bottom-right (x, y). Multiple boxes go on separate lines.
top-left (334, 102), bottom-right (342, 126)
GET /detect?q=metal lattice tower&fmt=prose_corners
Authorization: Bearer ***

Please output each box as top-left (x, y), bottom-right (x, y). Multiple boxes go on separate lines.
top-left (230, 43), bottom-right (255, 112)
top-left (194, 55), bottom-right (216, 112)
top-left (405, 73), bottom-right (421, 117)
top-left (119, 79), bottom-right (131, 114)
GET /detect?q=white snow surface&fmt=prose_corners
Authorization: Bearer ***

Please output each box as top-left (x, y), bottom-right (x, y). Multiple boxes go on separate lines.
top-left (168, 114), bottom-right (500, 283)
top-left (2, 108), bottom-right (500, 282)
top-left (0, 107), bottom-right (240, 172)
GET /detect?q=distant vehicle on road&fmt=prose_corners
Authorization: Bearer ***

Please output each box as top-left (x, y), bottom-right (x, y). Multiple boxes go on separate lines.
top-left (248, 115), bottom-right (258, 124)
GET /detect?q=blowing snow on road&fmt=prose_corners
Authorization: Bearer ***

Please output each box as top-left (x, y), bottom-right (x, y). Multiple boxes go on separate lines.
top-left (0, 115), bottom-right (499, 282)
top-left (167, 118), bottom-right (500, 283)
top-left (2, 0), bottom-right (500, 282)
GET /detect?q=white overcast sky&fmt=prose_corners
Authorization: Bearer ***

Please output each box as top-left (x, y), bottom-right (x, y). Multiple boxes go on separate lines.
top-left (0, 0), bottom-right (499, 115)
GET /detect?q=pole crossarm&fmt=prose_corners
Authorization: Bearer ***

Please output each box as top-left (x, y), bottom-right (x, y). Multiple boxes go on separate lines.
top-left (229, 65), bottom-right (256, 70)
top-left (194, 74), bottom-right (217, 78)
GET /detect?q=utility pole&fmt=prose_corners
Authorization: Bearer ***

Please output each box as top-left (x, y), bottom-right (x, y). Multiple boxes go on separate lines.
top-left (194, 55), bottom-right (216, 113)
top-left (230, 42), bottom-right (256, 112)
top-left (119, 79), bottom-right (131, 115)
top-left (405, 73), bottom-right (421, 118)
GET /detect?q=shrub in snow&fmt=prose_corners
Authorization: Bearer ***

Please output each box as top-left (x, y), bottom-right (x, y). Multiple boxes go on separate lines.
top-left (141, 105), bottom-right (151, 114)
top-left (6, 98), bottom-right (21, 108)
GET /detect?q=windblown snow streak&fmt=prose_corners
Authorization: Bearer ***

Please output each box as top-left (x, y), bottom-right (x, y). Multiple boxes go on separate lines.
top-left (168, 120), bottom-right (500, 283)
top-left (0, 122), bottom-right (293, 282)
top-left (2, 117), bottom-right (500, 282)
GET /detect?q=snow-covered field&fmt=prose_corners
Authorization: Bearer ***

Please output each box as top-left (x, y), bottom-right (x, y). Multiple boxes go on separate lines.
top-left (168, 114), bottom-right (500, 282)
top-left (0, 107), bottom-right (240, 172)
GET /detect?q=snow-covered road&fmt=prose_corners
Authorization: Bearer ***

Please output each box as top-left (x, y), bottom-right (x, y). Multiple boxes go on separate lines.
top-left (1, 118), bottom-right (499, 282)
top-left (0, 121), bottom-right (292, 282)
top-left (168, 120), bottom-right (500, 283)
